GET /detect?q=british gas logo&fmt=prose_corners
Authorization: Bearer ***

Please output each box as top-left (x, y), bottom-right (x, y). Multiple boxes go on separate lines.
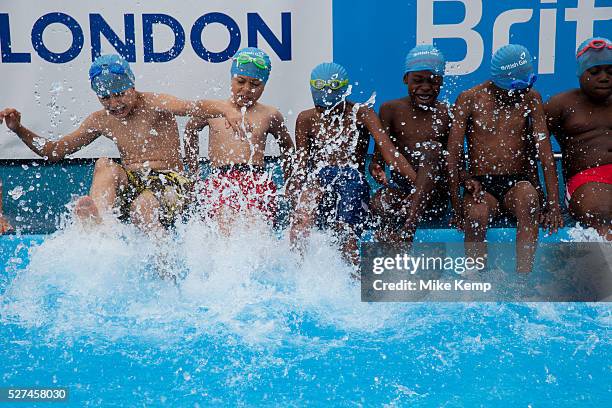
top-left (0, 11), bottom-right (292, 63)
top-left (500, 52), bottom-right (528, 71)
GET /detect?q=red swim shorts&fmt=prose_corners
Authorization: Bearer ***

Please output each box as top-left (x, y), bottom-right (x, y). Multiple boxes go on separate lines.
top-left (200, 165), bottom-right (277, 220)
top-left (565, 163), bottom-right (612, 203)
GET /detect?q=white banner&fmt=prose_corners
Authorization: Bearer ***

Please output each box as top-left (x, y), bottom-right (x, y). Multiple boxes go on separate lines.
top-left (0, 0), bottom-right (333, 159)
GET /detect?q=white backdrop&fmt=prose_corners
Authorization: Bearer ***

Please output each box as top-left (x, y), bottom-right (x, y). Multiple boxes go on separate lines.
top-left (0, 0), bottom-right (333, 159)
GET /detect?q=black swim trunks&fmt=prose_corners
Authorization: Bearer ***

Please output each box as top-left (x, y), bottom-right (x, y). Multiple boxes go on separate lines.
top-left (471, 174), bottom-right (531, 203)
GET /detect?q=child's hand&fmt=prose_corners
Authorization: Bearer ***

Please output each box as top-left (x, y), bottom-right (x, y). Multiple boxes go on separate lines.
top-left (542, 204), bottom-right (563, 234)
top-left (0, 108), bottom-right (22, 131)
top-left (0, 215), bottom-right (12, 234)
top-left (223, 109), bottom-right (248, 137)
top-left (369, 162), bottom-right (388, 185)
top-left (464, 178), bottom-right (484, 203)
top-left (449, 213), bottom-right (464, 231)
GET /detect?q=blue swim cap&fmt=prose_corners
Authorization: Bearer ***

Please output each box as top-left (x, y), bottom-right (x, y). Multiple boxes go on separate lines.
top-left (490, 44), bottom-right (536, 90)
top-left (576, 37), bottom-right (612, 77)
top-left (404, 44), bottom-right (446, 76)
top-left (230, 47), bottom-right (272, 83)
top-left (310, 62), bottom-right (350, 108)
top-left (89, 54), bottom-right (135, 97)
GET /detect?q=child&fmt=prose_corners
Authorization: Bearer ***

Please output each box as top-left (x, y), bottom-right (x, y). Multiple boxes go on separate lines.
top-left (447, 44), bottom-right (563, 273)
top-left (545, 37), bottom-right (612, 239)
top-left (1, 54), bottom-right (242, 237)
top-left (184, 47), bottom-right (294, 231)
top-left (370, 45), bottom-right (451, 242)
top-left (0, 178), bottom-right (12, 234)
top-left (288, 62), bottom-right (419, 265)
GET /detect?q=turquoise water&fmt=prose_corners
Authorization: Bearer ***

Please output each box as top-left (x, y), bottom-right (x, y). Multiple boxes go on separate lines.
top-left (0, 159), bottom-right (608, 406)
top-left (1, 226), bottom-right (610, 406)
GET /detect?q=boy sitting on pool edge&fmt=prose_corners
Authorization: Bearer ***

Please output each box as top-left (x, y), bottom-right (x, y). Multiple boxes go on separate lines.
top-left (288, 62), bottom-right (419, 265)
top-left (369, 45), bottom-right (451, 243)
top-left (1, 54), bottom-right (243, 238)
top-left (545, 37), bottom-right (612, 239)
top-left (184, 47), bottom-right (294, 233)
top-left (447, 44), bottom-right (562, 273)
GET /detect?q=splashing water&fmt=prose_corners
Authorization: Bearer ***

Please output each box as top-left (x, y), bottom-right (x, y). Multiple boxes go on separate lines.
top-left (0, 210), bottom-right (610, 404)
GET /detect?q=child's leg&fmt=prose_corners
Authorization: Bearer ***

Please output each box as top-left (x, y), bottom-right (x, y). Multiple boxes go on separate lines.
top-left (569, 182), bottom-right (612, 240)
top-left (504, 181), bottom-right (540, 273)
top-left (463, 192), bottom-right (498, 263)
top-left (129, 190), bottom-right (180, 281)
top-left (75, 158), bottom-right (128, 222)
top-left (403, 143), bottom-right (443, 241)
top-left (289, 184), bottom-right (322, 255)
top-left (212, 205), bottom-right (236, 236)
top-left (335, 222), bottom-right (360, 266)
top-left (129, 190), bottom-right (165, 238)
top-left (369, 187), bottom-right (410, 242)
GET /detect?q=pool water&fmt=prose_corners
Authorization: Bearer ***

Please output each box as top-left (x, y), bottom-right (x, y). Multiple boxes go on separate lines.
top-left (1, 220), bottom-right (610, 406)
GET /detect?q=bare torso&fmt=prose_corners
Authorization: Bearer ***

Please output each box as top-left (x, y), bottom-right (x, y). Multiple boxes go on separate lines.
top-left (92, 92), bottom-right (183, 172)
top-left (301, 102), bottom-right (370, 172)
top-left (381, 97), bottom-right (450, 167)
top-left (207, 100), bottom-right (277, 167)
top-left (461, 83), bottom-right (536, 175)
top-left (546, 89), bottom-right (612, 179)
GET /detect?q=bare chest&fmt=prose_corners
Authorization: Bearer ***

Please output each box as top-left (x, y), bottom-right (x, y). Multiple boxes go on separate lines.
top-left (391, 113), bottom-right (448, 146)
top-left (209, 116), bottom-right (270, 146)
top-left (102, 112), bottom-right (180, 154)
top-left (470, 101), bottom-right (530, 138)
top-left (562, 104), bottom-right (612, 136)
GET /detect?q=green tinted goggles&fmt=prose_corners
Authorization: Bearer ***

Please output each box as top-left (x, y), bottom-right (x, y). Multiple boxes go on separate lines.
top-left (310, 78), bottom-right (349, 90)
top-left (234, 53), bottom-right (269, 70)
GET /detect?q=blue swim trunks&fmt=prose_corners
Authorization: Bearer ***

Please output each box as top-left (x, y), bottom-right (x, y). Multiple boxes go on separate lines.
top-left (316, 166), bottom-right (370, 231)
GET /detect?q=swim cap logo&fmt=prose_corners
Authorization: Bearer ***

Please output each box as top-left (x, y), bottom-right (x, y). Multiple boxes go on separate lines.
top-left (413, 50), bottom-right (440, 57)
top-left (500, 53), bottom-right (528, 71)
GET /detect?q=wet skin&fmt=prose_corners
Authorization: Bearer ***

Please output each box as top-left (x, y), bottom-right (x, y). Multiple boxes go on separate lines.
top-left (288, 100), bottom-right (416, 265)
top-left (183, 75), bottom-right (294, 233)
top-left (369, 71), bottom-right (451, 242)
top-left (447, 81), bottom-right (562, 272)
top-left (545, 64), bottom-right (612, 236)
top-left (184, 76), bottom-right (294, 179)
top-left (1, 89), bottom-right (243, 232)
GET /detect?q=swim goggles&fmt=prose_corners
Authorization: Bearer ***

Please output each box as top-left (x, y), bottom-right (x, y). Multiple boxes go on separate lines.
top-left (310, 78), bottom-right (349, 90)
top-left (88, 61), bottom-right (130, 81)
top-left (577, 39), bottom-right (612, 58)
top-left (233, 53), bottom-right (269, 70)
top-left (510, 73), bottom-right (538, 90)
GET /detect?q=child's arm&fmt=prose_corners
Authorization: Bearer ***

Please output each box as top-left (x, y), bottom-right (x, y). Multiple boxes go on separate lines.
top-left (359, 106), bottom-right (417, 183)
top-left (268, 110), bottom-right (295, 182)
top-left (184, 117), bottom-right (208, 180)
top-left (447, 93), bottom-right (471, 229)
top-left (368, 104), bottom-right (394, 186)
top-left (525, 115), bottom-right (546, 210)
top-left (0, 178), bottom-right (12, 234)
top-left (1, 108), bottom-right (101, 162)
top-left (285, 111), bottom-right (310, 203)
top-left (529, 93), bottom-right (563, 233)
top-left (149, 93), bottom-right (243, 134)
top-left (543, 95), bottom-right (565, 139)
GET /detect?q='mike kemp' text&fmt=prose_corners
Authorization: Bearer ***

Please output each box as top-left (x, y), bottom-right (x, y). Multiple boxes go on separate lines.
top-left (372, 279), bottom-right (492, 293)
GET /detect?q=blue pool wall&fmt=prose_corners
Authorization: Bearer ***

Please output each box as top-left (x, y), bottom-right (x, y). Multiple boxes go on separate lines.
top-left (0, 158), bottom-right (573, 235)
